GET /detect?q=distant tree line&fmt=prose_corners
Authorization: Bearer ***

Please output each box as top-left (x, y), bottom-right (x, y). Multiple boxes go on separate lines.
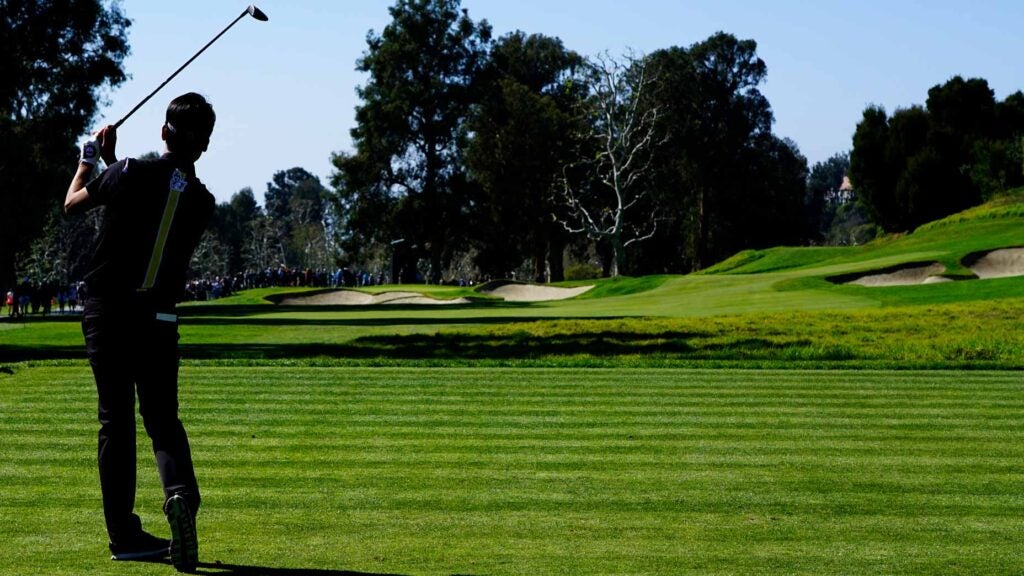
top-left (7, 0), bottom-right (1023, 290)
top-left (851, 77), bottom-right (1024, 232)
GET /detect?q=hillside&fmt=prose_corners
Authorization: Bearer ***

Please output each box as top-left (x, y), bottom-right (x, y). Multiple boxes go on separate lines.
top-left (704, 189), bottom-right (1024, 277)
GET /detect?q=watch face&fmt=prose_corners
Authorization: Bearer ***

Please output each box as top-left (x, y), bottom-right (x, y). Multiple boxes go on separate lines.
top-left (83, 142), bottom-right (99, 161)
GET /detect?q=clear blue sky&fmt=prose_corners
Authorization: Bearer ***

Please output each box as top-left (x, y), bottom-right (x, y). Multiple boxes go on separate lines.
top-left (93, 0), bottom-right (1024, 204)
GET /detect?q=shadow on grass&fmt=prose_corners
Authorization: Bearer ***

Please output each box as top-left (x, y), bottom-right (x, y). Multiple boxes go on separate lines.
top-left (164, 330), bottom-right (717, 360)
top-left (192, 561), bottom-right (415, 576)
top-left (0, 333), bottom-right (821, 363)
top-left (325, 331), bottom-right (705, 359)
top-left (180, 315), bottom-right (568, 328)
top-left (179, 301), bottom-right (534, 319)
top-left (0, 330), bottom-right (737, 362)
top-left (0, 345), bottom-right (84, 361)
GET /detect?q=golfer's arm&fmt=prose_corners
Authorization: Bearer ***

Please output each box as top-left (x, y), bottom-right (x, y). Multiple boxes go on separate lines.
top-left (65, 163), bottom-right (96, 215)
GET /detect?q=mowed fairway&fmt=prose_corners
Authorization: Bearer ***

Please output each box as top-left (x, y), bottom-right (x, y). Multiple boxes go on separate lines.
top-left (3, 366), bottom-right (1023, 575)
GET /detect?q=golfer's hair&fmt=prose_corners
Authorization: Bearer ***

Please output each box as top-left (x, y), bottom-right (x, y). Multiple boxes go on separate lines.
top-left (165, 92), bottom-right (216, 154)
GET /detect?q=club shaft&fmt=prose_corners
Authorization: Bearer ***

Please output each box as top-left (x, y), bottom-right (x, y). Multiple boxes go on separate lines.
top-left (113, 9), bottom-right (248, 129)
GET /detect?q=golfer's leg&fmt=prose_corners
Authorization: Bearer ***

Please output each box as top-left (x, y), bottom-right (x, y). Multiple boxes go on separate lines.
top-left (84, 302), bottom-right (142, 542)
top-left (135, 317), bottom-right (200, 513)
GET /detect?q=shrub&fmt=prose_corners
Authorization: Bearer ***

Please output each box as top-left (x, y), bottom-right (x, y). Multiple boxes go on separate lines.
top-left (565, 262), bottom-right (603, 281)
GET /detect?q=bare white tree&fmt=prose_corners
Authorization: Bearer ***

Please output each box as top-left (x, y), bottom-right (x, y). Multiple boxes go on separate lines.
top-left (243, 216), bottom-right (288, 271)
top-left (559, 51), bottom-right (665, 277)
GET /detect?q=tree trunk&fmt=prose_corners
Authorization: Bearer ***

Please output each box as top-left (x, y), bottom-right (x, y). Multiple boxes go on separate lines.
top-left (693, 188), bottom-right (707, 272)
top-left (532, 240), bottom-right (548, 283)
top-left (610, 235), bottom-right (626, 277)
top-left (429, 250), bottom-right (442, 284)
top-left (548, 236), bottom-right (566, 282)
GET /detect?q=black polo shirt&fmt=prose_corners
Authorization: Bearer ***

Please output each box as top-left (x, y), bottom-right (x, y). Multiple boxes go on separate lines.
top-left (84, 153), bottom-right (215, 309)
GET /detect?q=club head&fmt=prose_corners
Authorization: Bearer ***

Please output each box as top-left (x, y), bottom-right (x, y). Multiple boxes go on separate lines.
top-left (247, 5), bottom-right (269, 21)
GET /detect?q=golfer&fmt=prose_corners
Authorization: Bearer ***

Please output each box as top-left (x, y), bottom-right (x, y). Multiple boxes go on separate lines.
top-left (65, 93), bottom-right (216, 572)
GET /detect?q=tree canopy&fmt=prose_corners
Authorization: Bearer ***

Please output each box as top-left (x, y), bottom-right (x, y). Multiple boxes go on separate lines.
top-left (851, 77), bottom-right (1024, 232)
top-left (1, 0), bottom-right (130, 285)
top-left (635, 33), bottom-right (807, 272)
top-left (465, 32), bottom-right (583, 280)
top-left (338, 0), bottom-right (492, 283)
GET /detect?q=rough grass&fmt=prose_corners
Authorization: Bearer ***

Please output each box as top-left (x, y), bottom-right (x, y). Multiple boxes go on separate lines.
top-left (6, 294), bottom-right (1024, 368)
top-left (3, 366), bottom-right (1023, 575)
top-left (374, 298), bottom-right (1024, 368)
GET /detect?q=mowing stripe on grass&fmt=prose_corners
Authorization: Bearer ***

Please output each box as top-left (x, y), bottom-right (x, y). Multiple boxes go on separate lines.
top-left (2, 367), bottom-right (1023, 575)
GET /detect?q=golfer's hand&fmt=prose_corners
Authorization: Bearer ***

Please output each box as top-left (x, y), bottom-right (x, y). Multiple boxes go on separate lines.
top-left (79, 126), bottom-right (117, 167)
top-left (96, 125), bottom-right (117, 165)
top-left (79, 138), bottom-right (101, 166)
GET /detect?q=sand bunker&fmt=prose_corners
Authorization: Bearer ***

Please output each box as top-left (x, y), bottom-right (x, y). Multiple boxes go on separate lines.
top-left (479, 282), bottom-right (594, 302)
top-left (275, 283), bottom-right (591, 305)
top-left (837, 248), bottom-right (1024, 287)
top-left (966, 248), bottom-right (1024, 279)
top-left (277, 290), bottom-right (469, 306)
top-left (844, 262), bottom-right (947, 287)
top-left (382, 295), bottom-right (471, 305)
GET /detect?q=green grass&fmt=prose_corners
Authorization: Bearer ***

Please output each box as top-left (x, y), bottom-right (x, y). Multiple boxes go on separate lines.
top-left (7, 292), bottom-right (1023, 367)
top-left (3, 366), bottom-right (1023, 575)
top-left (5, 194), bottom-right (1024, 574)
top-left (5, 188), bottom-right (1016, 368)
top-left (915, 188), bottom-right (1024, 233)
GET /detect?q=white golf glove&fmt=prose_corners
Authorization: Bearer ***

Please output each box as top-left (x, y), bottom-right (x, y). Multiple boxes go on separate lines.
top-left (80, 139), bottom-right (101, 166)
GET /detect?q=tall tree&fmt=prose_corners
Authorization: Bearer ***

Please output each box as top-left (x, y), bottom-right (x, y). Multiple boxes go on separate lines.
top-left (973, 90), bottom-right (1024, 199)
top-left (805, 152), bottom-right (851, 241)
top-left (741, 135), bottom-right (809, 249)
top-left (465, 32), bottom-right (583, 281)
top-left (330, 150), bottom-right (400, 272)
top-left (263, 167), bottom-right (331, 268)
top-left (337, 0), bottom-right (492, 283)
top-left (264, 168), bottom-right (322, 225)
top-left (242, 215), bottom-right (287, 272)
top-left (0, 0), bottom-right (130, 286)
top-left (850, 105), bottom-right (896, 229)
top-left (209, 187), bottom-right (261, 274)
top-left (639, 33), bottom-right (791, 271)
top-left (18, 207), bottom-right (100, 286)
top-left (683, 33), bottom-right (775, 266)
top-left (852, 77), bottom-right (1023, 232)
top-left (188, 230), bottom-right (229, 280)
top-left (559, 51), bottom-right (665, 278)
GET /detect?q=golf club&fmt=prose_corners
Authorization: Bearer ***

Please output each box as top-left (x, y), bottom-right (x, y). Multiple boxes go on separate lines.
top-left (112, 4), bottom-right (268, 129)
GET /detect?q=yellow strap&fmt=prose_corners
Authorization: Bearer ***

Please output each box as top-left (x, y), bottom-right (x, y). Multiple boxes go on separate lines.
top-left (140, 169), bottom-right (188, 291)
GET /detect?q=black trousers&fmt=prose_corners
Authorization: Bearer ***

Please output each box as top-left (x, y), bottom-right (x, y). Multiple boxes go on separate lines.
top-left (82, 297), bottom-right (200, 543)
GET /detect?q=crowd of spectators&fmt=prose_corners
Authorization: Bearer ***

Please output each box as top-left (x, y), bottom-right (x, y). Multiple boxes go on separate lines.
top-left (181, 267), bottom-right (388, 302)
top-left (3, 280), bottom-right (85, 318)
top-left (235, 267), bottom-right (387, 290)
